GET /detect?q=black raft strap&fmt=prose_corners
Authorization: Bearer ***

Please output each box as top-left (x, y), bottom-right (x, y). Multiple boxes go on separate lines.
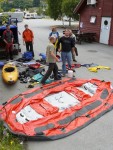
top-left (34, 123), bottom-right (55, 134)
top-left (100, 89), bottom-right (109, 100)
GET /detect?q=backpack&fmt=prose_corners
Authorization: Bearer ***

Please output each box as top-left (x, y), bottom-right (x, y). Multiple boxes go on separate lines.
top-left (22, 52), bottom-right (33, 61)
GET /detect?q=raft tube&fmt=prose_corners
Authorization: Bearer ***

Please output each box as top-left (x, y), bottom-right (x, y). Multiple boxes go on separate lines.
top-left (0, 78), bottom-right (113, 140)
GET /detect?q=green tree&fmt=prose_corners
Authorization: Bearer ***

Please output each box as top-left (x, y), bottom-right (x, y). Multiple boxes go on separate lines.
top-left (36, 7), bottom-right (43, 15)
top-left (47, 0), bottom-right (63, 20)
top-left (62, 0), bottom-right (79, 26)
top-left (0, 0), bottom-right (4, 3)
top-left (10, 8), bottom-right (16, 12)
top-left (33, 0), bottom-right (40, 7)
top-left (1, 1), bottom-right (13, 12)
top-left (0, 0), bottom-right (4, 12)
top-left (12, 0), bottom-right (33, 9)
top-left (0, 7), bottom-right (3, 12)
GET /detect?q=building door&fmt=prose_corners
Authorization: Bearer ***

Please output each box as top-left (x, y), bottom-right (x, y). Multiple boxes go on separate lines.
top-left (100, 17), bottom-right (111, 44)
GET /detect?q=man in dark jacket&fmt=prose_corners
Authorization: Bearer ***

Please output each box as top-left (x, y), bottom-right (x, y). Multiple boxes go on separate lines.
top-left (3, 24), bottom-right (14, 60)
top-left (57, 29), bottom-right (75, 76)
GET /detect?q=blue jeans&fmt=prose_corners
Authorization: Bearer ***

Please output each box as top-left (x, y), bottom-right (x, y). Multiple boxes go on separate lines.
top-left (61, 51), bottom-right (72, 74)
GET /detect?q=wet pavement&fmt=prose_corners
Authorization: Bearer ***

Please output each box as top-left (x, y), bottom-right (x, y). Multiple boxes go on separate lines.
top-left (0, 19), bottom-right (113, 150)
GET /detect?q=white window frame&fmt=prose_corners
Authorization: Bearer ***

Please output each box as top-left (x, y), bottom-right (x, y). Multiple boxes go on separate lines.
top-left (90, 16), bottom-right (96, 23)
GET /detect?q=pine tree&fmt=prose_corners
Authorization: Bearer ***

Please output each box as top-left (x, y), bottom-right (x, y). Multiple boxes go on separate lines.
top-left (33, 0), bottom-right (40, 7)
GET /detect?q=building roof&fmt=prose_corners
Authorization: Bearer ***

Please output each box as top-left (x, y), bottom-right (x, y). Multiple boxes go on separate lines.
top-left (74, 0), bottom-right (86, 14)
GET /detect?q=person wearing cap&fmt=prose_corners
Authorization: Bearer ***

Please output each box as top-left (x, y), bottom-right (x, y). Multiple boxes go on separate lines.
top-left (2, 24), bottom-right (14, 60)
top-left (41, 36), bottom-right (60, 85)
top-left (22, 24), bottom-right (34, 57)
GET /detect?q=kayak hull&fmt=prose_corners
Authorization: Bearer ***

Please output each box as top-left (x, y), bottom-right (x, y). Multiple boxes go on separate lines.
top-left (2, 63), bottom-right (18, 84)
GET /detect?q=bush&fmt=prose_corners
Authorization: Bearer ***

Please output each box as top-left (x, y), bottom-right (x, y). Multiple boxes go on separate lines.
top-left (0, 121), bottom-right (25, 150)
top-left (0, 14), bottom-right (9, 25)
top-left (0, 8), bottom-right (3, 13)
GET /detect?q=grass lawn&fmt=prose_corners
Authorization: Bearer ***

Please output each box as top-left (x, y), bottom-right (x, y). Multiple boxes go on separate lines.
top-left (0, 121), bottom-right (25, 150)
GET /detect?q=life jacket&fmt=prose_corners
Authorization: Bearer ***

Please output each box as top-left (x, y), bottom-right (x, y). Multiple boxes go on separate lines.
top-left (23, 29), bottom-right (34, 42)
top-left (88, 65), bottom-right (111, 72)
top-left (33, 73), bottom-right (52, 83)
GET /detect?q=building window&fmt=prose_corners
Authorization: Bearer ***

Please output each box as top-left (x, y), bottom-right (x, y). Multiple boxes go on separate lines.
top-left (90, 16), bottom-right (96, 23)
top-left (104, 20), bottom-right (108, 26)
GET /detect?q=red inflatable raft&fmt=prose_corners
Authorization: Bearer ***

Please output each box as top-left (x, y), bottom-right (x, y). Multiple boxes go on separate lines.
top-left (0, 78), bottom-right (113, 140)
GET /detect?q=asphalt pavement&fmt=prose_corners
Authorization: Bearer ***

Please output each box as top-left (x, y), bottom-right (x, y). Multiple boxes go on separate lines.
top-left (0, 19), bottom-right (113, 150)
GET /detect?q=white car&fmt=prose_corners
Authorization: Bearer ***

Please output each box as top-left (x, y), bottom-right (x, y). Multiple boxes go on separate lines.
top-left (24, 13), bottom-right (43, 19)
top-left (24, 13), bottom-right (31, 19)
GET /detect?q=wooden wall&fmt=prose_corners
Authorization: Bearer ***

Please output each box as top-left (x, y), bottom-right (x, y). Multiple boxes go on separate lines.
top-left (79, 0), bottom-right (103, 42)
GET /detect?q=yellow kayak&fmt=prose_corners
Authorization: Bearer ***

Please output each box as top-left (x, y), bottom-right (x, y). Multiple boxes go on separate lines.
top-left (2, 63), bottom-right (18, 84)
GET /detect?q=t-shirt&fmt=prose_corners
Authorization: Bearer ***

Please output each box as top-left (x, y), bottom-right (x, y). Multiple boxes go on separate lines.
top-left (46, 43), bottom-right (56, 63)
top-left (3, 30), bottom-right (14, 43)
top-left (57, 36), bottom-right (75, 52)
top-left (23, 29), bottom-right (34, 42)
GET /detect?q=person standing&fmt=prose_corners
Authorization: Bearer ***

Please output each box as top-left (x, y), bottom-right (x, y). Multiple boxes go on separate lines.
top-left (69, 29), bottom-right (77, 62)
top-left (49, 27), bottom-right (59, 54)
top-left (41, 36), bottom-right (60, 85)
top-left (57, 29), bottom-right (75, 76)
top-left (49, 27), bottom-right (59, 39)
top-left (3, 24), bottom-right (14, 60)
top-left (22, 24), bottom-right (34, 57)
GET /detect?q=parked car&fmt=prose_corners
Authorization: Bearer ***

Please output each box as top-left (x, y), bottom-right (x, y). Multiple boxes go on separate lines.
top-left (3, 12), bottom-right (24, 22)
top-left (24, 13), bottom-right (31, 19)
top-left (24, 13), bottom-right (43, 19)
top-left (30, 13), bottom-right (38, 19)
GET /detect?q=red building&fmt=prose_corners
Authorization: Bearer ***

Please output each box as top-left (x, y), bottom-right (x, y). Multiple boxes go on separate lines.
top-left (74, 0), bottom-right (113, 45)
